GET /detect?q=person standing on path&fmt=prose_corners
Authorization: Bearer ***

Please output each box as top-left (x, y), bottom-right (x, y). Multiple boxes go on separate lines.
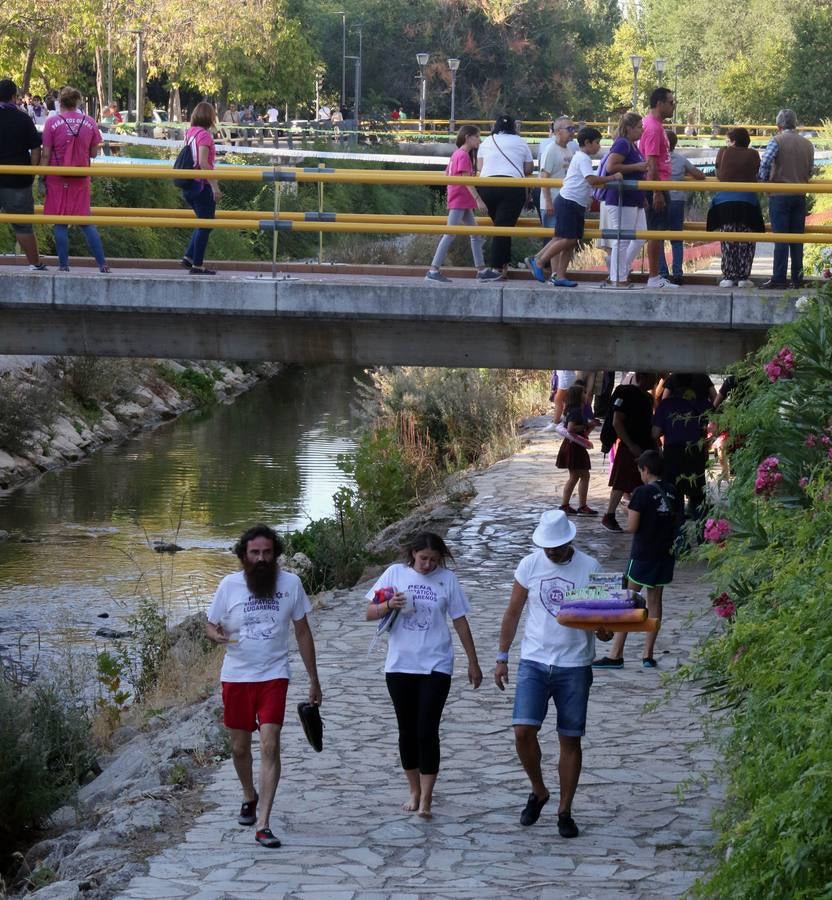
top-left (206, 523), bottom-right (322, 849)
top-left (366, 532), bottom-right (482, 819)
top-left (495, 509), bottom-right (611, 838)
top-left (639, 88), bottom-right (679, 290)
top-left (556, 383), bottom-right (597, 517)
top-left (758, 108), bottom-right (814, 289)
top-left (601, 372), bottom-right (658, 532)
top-left (594, 450), bottom-right (679, 669)
top-left (0, 78), bottom-right (48, 271)
top-left (41, 86), bottom-right (110, 273)
top-left (425, 125), bottom-right (487, 283)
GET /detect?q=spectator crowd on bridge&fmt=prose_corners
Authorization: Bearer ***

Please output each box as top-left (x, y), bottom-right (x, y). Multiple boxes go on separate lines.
top-left (0, 74), bottom-right (819, 285)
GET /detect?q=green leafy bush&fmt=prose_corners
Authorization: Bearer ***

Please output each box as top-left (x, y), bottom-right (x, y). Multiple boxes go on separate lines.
top-left (0, 373), bottom-right (58, 455)
top-left (156, 365), bottom-right (216, 408)
top-left (0, 677), bottom-right (94, 849)
top-left (682, 290), bottom-right (832, 897)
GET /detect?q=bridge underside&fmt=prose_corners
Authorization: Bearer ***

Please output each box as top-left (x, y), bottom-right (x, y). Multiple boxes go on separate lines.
top-left (0, 270), bottom-right (798, 371)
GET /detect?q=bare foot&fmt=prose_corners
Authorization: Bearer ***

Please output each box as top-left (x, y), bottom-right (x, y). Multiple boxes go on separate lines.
top-left (402, 793), bottom-right (420, 812)
top-left (417, 807), bottom-right (433, 820)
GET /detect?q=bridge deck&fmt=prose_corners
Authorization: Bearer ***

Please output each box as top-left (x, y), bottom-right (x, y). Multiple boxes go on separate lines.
top-left (0, 265), bottom-right (802, 371)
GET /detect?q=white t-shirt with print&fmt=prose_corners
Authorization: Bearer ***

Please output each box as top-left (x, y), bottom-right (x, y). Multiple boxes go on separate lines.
top-left (208, 569), bottom-right (312, 683)
top-left (366, 563), bottom-right (470, 675)
top-left (515, 548), bottom-right (601, 667)
top-left (478, 133), bottom-right (533, 179)
top-left (559, 150), bottom-right (596, 209)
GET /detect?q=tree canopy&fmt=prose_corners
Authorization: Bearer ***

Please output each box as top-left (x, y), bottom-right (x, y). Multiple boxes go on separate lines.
top-left (1, 0), bottom-right (829, 123)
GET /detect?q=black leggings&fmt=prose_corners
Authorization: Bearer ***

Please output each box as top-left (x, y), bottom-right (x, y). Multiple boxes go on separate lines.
top-left (478, 182), bottom-right (526, 269)
top-left (385, 671), bottom-right (452, 775)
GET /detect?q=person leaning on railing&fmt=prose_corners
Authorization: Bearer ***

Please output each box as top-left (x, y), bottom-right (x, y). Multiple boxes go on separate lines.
top-left (179, 101), bottom-right (220, 276)
top-left (707, 127), bottom-right (764, 289)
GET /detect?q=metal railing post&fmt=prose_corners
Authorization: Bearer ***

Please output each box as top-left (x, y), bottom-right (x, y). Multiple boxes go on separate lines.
top-left (271, 164), bottom-right (279, 279)
top-left (319, 163), bottom-right (325, 265)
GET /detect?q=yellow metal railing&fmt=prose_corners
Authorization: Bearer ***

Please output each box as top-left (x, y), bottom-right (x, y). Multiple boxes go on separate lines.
top-left (1, 164), bottom-right (830, 251)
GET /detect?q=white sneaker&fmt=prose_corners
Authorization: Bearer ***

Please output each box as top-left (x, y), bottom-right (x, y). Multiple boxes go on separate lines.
top-left (719, 278), bottom-right (735, 288)
top-left (647, 276), bottom-right (679, 288)
top-left (737, 279), bottom-right (755, 288)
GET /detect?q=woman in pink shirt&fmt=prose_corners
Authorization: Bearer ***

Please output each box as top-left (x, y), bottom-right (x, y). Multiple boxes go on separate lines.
top-left (425, 126), bottom-right (487, 283)
top-left (180, 101), bottom-right (220, 275)
top-left (41, 86), bottom-right (110, 272)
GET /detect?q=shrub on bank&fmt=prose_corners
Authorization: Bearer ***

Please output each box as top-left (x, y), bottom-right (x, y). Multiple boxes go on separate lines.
top-left (0, 372), bottom-right (58, 455)
top-left (0, 676), bottom-right (95, 851)
top-left (682, 290), bottom-right (832, 897)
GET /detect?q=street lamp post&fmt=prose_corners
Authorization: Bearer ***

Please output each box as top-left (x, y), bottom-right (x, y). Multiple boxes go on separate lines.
top-left (448, 57), bottom-right (460, 133)
top-left (333, 11), bottom-right (346, 112)
top-left (655, 57), bottom-right (667, 84)
top-left (131, 29), bottom-right (144, 126)
top-left (630, 54), bottom-right (642, 111)
top-left (351, 24), bottom-right (362, 136)
top-left (416, 52), bottom-right (429, 132)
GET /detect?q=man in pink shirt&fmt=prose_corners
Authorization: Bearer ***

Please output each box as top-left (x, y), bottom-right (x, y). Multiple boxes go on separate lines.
top-left (638, 87), bottom-right (677, 289)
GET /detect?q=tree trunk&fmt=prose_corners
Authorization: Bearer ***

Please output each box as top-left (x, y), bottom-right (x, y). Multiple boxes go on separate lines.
top-left (95, 46), bottom-right (106, 118)
top-left (21, 39), bottom-right (37, 94)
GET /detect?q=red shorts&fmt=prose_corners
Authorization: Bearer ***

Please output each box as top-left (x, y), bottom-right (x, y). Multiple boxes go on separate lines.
top-left (221, 678), bottom-right (288, 732)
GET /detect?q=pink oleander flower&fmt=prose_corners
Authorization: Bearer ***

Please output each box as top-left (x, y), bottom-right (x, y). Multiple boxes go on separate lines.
top-left (763, 346), bottom-right (796, 382)
top-left (828, 448), bottom-right (832, 462)
top-left (715, 601), bottom-right (737, 618)
top-left (755, 456), bottom-right (783, 496)
top-left (806, 433), bottom-right (817, 448)
top-left (822, 435), bottom-right (831, 447)
top-left (799, 477), bottom-right (810, 489)
top-left (704, 518), bottom-right (732, 543)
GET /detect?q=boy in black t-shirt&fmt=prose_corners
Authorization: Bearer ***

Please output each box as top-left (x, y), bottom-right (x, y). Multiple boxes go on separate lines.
top-left (594, 450), bottom-right (679, 669)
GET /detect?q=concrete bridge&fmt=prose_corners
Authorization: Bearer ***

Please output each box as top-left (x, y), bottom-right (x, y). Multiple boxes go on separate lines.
top-left (0, 264), bottom-right (801, 371)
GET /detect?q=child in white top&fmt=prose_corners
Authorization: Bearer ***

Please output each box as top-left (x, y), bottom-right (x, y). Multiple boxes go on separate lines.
top-left (529, 127), bottom-right (622, 287)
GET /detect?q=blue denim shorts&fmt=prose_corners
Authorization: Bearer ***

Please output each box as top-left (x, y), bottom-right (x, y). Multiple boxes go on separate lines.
top-left (512, 659), bottom-right (593, 736)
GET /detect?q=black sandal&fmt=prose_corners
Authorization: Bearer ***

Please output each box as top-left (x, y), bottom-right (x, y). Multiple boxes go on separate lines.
top-left (520, 791), bottom-right (549, 826)
top-left (255, 827), bottom-right (281, 848)
top-left (238, 792), bottom-right (258, 826)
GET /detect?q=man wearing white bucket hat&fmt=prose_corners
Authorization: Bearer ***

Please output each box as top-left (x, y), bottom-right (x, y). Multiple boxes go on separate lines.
top-left (495, 509), bottom-right (610, 837)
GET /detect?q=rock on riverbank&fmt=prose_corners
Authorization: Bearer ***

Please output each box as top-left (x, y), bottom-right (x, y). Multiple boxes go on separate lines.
top-left (0, 359), bottom-right (280, 495)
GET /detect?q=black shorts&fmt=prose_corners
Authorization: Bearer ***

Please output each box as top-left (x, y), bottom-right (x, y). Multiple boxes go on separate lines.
top-left (627, 556), bottom-right (675, 589)
top-left (554, 196), bottom-right (586, 240)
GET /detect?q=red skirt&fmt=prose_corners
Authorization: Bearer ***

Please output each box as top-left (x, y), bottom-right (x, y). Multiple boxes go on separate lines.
top-left (556, 438), bottom-right (591, 470)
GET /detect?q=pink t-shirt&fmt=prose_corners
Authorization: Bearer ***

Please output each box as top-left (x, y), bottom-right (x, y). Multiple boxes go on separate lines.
top-left (185, 126), bottom-right (215, 187)
top-left (42, 112), bottom-right (102, 216)
top-left (446, 147), bottom-right (476, 209)
top-left (42, 112), bottom-right (102, 168)
top-left (638, 114), bottom-right (671, 180)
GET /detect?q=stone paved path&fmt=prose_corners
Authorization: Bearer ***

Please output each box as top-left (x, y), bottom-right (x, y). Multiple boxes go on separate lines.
top-left (117, 428), bottom-right (722, 900)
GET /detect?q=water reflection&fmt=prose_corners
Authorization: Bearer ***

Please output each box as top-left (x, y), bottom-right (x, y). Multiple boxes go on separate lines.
top-left (0, 365), bottom-right (364, 661)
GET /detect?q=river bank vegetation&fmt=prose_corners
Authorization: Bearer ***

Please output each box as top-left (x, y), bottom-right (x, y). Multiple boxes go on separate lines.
top-left (684, 289), bottom-right (832, 896)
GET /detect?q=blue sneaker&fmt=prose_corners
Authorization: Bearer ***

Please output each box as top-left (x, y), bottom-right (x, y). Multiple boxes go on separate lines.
top-left (425, 270), bottom-right (452, 283)
top-left (550, 277), bottom-right (578, 287)
top-left (525, 256), bottom-right (546, 283)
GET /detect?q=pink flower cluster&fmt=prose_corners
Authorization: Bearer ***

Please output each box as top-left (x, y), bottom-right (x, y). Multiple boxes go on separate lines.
top-left (763, 346), bottom-right (796, 382)
top-left (754, 456), bottom-right (783, 496)
top-left (713, 592), bottom-right (736, 619)
top-left (704, 518), bottom-right (731, 543)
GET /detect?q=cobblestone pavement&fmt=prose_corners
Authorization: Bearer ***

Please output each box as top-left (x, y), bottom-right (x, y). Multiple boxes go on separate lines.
top-left (118, 427), bottom-right (722, 900)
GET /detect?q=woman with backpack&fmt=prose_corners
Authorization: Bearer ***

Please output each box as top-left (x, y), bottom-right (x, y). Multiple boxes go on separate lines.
top-left (180, 101), bottom-right (220, 275)
top-left (41, 86), bottom-right (110, 273)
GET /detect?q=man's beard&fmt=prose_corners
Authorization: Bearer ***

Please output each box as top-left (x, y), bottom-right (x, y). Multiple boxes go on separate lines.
top-left (243, 559), bottom-right (278, 598)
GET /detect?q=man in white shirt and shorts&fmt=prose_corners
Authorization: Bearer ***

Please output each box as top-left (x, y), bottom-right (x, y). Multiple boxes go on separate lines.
top-left (206, 523), bottom-right (321, 848)
top-left (495, 509), bottom-right (611, 837)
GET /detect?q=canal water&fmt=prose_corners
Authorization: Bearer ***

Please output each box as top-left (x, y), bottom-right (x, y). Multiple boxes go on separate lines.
top-left (0, 366), bottom-right (364, 667)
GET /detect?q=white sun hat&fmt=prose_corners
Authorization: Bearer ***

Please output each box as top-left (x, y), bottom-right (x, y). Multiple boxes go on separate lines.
top-left (531, 509), bottom-right (577, 548)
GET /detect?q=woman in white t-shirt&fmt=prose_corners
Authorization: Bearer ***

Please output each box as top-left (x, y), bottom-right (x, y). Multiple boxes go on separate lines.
top-left (475, 114), bottom-right (533, 281)
top-left (366, 532), bottom-right (482, 818)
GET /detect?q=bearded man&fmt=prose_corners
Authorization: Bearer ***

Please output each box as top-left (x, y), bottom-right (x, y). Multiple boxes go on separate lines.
top-left (206, 523), bottom-right (321, 848)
